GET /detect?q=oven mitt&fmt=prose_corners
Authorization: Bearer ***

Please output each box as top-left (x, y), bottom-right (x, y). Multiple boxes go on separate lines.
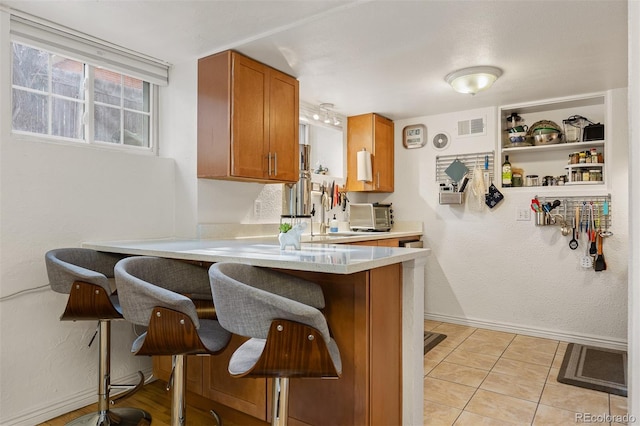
top-left (485, 183), bottom-right (504, 208)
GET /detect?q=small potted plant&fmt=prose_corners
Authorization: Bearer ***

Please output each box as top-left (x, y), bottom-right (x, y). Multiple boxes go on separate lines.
top-left (279, 223), bottom-right (292, 234)
top-left (278, 222), bottom-right (305, 250)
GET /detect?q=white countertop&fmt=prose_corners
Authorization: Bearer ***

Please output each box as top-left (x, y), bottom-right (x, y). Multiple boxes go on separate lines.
top-left (83, 237), bottom-right (429, 274)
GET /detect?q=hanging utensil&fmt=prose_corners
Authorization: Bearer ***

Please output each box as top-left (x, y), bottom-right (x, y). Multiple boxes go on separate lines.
top-left (580, 238), bottom-right (593, 268)
top-left (580, 204), bottom-right (593, 268)
top-left (569, 206), bottom-right (579, 249)
top-left (600, 200), bottom-right (613, 237)
top-left (560, 201), bottom-right (571, 236)
top-left (531, 198), bottom-right (541, 212)
top-left (594, 233), bottom-right (607, 271)
top-left (569, 227), bottom-right (578, 250)
top-left (589, 203), bottom-right (597, 255)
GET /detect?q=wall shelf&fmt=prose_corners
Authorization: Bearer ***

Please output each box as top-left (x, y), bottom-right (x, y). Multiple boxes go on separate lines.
top-left (502, 140), bottom-right (605, 154)
top-left (498, 92), bottom-right (609, 192)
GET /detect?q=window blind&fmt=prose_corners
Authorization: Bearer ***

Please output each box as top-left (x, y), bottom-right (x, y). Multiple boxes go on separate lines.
top-left (9, 14), bottom-right (169, 86)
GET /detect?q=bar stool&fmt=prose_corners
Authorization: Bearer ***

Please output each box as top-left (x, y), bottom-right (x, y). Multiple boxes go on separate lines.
top-left (44, 248), bottom-right (150, 426)
top-left (114, 256), bottom-right (231, 426)
top-left (208, 262), bottom-right (342, 426)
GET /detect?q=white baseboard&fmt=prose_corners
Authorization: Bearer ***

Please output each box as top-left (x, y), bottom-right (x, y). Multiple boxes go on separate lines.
top-left (425, 313), bottom-right (628, 351)
top-left (1, 368), bottom-right (154, 426)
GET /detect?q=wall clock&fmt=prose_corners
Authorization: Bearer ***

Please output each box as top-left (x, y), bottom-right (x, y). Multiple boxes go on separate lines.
top-left (402, 124), bottom-right (427, 149)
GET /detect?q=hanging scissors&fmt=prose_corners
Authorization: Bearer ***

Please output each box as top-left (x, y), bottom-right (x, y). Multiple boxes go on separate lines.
top-left (530, 198), bottom-right (541, 212)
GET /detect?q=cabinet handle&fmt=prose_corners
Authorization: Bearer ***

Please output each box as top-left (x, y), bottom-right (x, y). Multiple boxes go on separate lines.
top-left (273, 152), bottom-right (278, 176)
top-left (376, 171), bottom-right (380, 188)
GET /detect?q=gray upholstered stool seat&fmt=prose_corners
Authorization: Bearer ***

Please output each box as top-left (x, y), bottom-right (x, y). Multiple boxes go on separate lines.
top-left (208, 262), bottom-right (342, 426)
top-left (44, 248), bottom-right (150, 426)
top-left (115, 256), bottom-right (231, 426)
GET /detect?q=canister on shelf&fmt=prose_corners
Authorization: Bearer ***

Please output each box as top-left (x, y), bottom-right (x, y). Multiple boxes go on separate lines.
top-left (590, 169), bottom-right (602, 181)
top-left (526, 175), bottom-right (539, 186)
top-left (570, 152), bottom-right (580, 164)
top-left (512, 173), bottom-right (523, 187)
top-left (579, 152), bottom-right (586, 163)
top-left (582, 170), bottom-right (590, 181)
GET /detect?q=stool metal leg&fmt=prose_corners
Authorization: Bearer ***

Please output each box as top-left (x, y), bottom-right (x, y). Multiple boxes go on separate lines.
top-left (171, 354), bottom-right (187, 426)
top-left (271, 377), bottom-right (290, 426)
top-left (66, 320), bottom-right (151, 426)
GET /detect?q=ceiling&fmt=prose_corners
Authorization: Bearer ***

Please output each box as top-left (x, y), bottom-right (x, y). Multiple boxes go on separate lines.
top-left (1, 0), bottom-right (629, 120)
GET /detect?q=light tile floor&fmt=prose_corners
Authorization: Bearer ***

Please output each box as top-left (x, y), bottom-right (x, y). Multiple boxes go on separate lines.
top-left (424, 320), bottom-right (629, 425)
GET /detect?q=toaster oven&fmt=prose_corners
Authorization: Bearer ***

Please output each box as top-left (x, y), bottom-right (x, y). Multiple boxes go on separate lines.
top-left (349, 203), bottom-right (393, 231)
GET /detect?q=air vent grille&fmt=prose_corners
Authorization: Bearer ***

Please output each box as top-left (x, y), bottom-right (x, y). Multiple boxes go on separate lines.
top-left (457, 117), bottom-right (485, 137)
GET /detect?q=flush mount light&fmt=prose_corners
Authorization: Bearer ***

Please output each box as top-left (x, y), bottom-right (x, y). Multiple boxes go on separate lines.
top-left (445, 66), bottom-right (502, 95)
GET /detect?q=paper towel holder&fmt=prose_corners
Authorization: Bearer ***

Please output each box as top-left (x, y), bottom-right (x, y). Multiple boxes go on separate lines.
top-left (357, 148), bottom-right (372, 182)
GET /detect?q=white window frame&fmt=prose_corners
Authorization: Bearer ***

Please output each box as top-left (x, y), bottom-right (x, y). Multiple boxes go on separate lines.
top-left (8, 12), bottom-right (167, 154)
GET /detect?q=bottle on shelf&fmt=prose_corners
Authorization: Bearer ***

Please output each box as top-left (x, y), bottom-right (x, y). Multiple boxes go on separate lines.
top-left (502, 155), bottom-right (512, 187)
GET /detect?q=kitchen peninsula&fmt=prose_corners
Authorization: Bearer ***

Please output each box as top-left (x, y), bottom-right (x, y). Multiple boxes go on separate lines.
top-left (83, 237), bottom-right (428, 425)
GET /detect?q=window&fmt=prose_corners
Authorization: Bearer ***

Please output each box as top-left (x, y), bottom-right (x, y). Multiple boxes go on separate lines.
top-left (12, 42), bottom-right (153, 148)
top-left (9, 14), bottom-right (169, 151)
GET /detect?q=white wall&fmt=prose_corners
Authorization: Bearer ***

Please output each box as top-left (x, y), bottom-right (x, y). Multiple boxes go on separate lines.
top-left (368, 92), bottom-right (629, 346)
top-left (0, 11), bottom-right (176, 424)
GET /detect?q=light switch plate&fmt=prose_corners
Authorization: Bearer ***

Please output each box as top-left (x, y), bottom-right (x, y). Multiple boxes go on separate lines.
top-left (516, 207), bottom-right (531, 221)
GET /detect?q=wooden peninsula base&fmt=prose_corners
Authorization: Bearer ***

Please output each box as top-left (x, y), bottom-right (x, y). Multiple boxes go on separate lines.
top-left (154, 264), bottom-right (402, 425)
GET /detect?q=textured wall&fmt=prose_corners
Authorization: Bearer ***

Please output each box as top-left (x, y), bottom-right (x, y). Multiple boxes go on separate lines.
top-left (367, 92), bottom-right (629, 346)
top-left (0, 13), bottom-right (176, 423)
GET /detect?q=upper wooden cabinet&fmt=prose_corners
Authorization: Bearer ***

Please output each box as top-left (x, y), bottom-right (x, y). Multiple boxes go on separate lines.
top-left (346, 113), bottom-right (394, 192)
top-left (198, 50), bottom-right (299, 183)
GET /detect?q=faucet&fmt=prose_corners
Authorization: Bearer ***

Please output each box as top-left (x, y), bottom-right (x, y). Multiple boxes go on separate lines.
top-left (319, 191), bottom-right (328, 234)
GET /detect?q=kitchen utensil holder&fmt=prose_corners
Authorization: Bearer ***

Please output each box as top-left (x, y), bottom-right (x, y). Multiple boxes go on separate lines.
top-left (439, 192), bottom-right (464, 205)
top-left (436, 151), bottom-right (495, 186)
top-left (535, 194), bottom-right (612, 230)
top-left (534, 211), bottom-right (551, 226)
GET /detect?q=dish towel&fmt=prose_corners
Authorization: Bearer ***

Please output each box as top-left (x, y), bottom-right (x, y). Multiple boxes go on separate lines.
top-left (485, 183), bottom-right (504, 208)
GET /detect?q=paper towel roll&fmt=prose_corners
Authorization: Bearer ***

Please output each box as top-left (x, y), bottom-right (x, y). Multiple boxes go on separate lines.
top-left (357, 149), bottom-right (372, 182)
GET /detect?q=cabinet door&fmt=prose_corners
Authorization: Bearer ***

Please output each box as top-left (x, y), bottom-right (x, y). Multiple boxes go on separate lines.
top-left (372, 114), bottom-right (394, 192)
top-left (268, 70), bottom-right (299, 183)
top-left (346, 113), bottom-right (394, 192)
top-left (231, 54), bottom-right (270, 180)
top-left (346, 114), bottom-right (375, 192)
top-left (203, 334), bottom-right (268, 420)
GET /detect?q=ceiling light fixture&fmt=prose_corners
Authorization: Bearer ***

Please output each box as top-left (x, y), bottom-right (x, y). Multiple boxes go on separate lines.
top-left (300, 102), bottom-right (345, 128)
top-left (445, 66), bottom-right (502, 95)
top-left (313, 103), bottom-right (342, 127)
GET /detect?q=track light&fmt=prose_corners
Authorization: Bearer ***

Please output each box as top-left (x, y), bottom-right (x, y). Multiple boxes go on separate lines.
top-left (311, 103), bottom-right (342, 127)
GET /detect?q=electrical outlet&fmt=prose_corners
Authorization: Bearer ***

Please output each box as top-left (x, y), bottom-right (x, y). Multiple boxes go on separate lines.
top-left (516, 207), bottom-right (531, 221)
top-left (254, 200), bottom-right (261, 218)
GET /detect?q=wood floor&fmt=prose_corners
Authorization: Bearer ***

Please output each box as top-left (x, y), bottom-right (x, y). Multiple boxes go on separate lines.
top-left (38, 380), bottom-right (248, 426)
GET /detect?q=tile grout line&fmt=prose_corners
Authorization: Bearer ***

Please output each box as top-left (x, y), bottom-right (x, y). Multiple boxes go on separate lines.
top-left (529, 339), bottom-right (561, 425)
top-left (457, 330), bottom-right (520, 424)
top-left (424, 322), bottom-right (627, 425)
